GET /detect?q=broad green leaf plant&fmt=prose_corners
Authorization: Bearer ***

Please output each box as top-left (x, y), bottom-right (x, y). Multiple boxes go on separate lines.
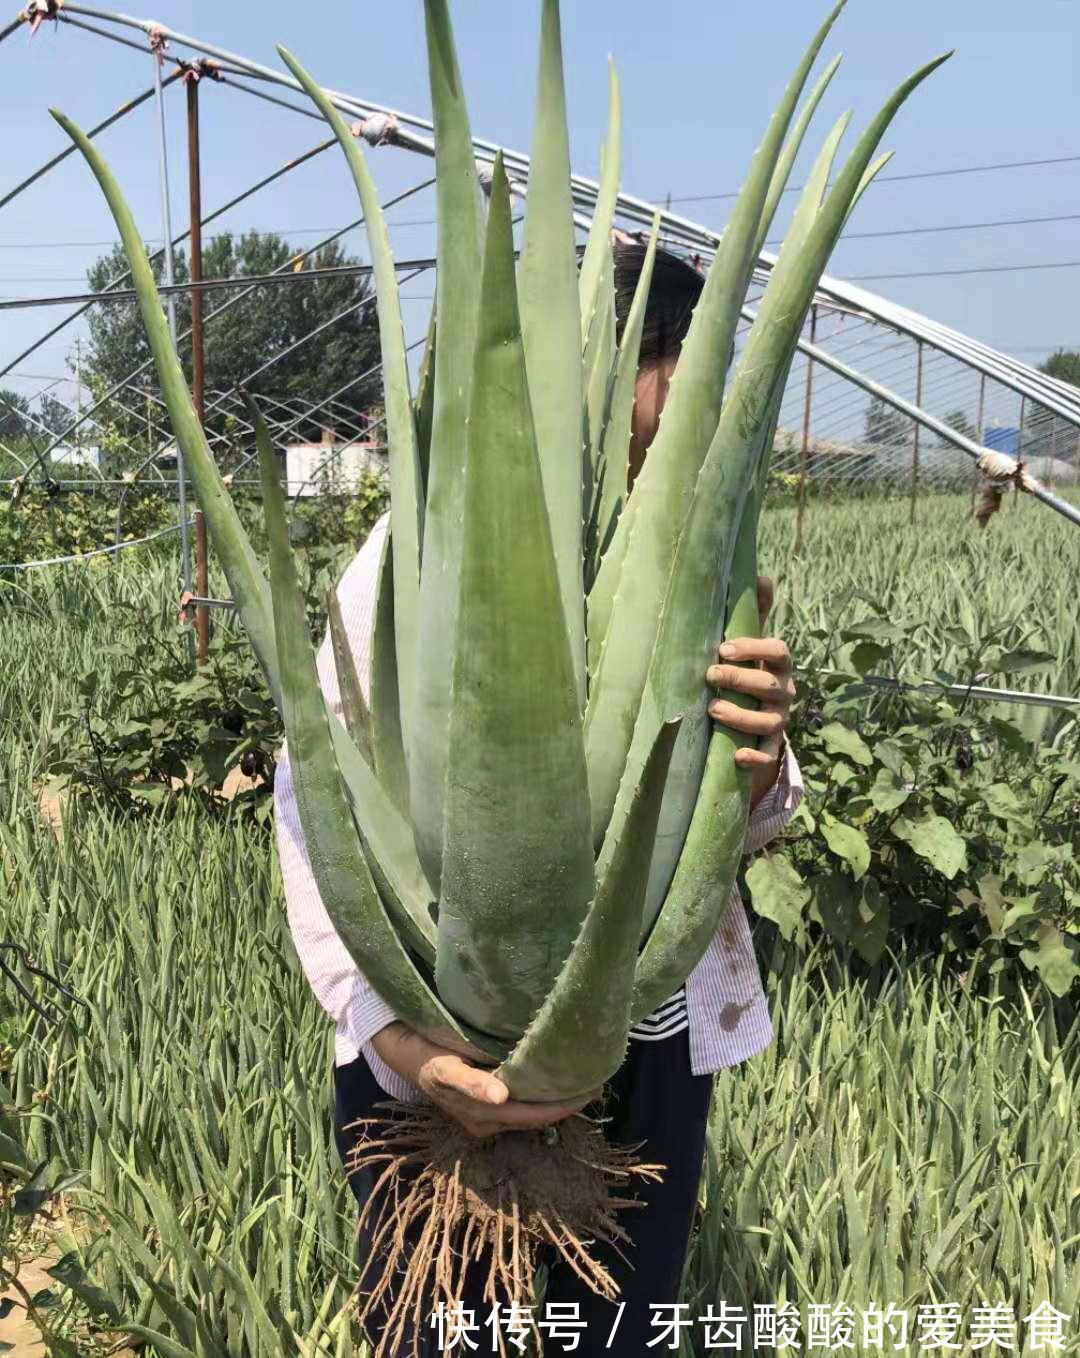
top-left (53, 1), bottom-right (948, 1106)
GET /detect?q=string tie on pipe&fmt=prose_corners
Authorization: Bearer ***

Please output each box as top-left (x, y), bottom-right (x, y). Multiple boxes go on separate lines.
top-left (973, 449), bottom-right (1044, 528)
top-left (350, 112), bottom-right (398, 148)
top-left (475, 159), bottom-right (493, 193)
top-left (180, 57), bottom-right (222, 86)
top-left (976, 448), bottom-right (1037, 492)
top-left (148, 24), bottom-right (168, 63)
top-left (21, 0), bottom-right (63, 36)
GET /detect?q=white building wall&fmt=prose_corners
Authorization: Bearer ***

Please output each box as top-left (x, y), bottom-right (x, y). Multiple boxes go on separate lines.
top-left (285, 442), bottom-right (384, 497)
top-left (51, 444), bottom-right (102, 468)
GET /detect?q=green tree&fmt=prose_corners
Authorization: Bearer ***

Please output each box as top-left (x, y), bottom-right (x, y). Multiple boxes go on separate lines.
top-left (936, 407), bottom-right (976, 447)
top-left (863, 396), bottom-right (910, 448)
top-left (84, 231), bottom-right (383, 457)
top-left (1038, 349), bottom-right (1080, 388)
top-left (35, 393), bottom-right (78, 440)
top-left (0, 388), bottom-right (29, 439)
top-left (1027, 351), bottom-right (1080, 463)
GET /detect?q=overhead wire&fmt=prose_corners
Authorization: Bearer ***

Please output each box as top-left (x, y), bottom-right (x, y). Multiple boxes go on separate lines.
top-left (666, 152), bottom-right (1080, 204)
top-left (2, 3), bottom-right (1076, 545)
top-left (844, 259), bottom-right (1080, 283)
top-left (0, 116), bottom-right (339, 396)
top-left (47, 0), bottom-right (1080, 432)
top-left (23, 174), bottom-right (435, 468)
top-left (0, 257), bottom-right (437, 310)
top-left (791, 209), bottom-right (1080, 243)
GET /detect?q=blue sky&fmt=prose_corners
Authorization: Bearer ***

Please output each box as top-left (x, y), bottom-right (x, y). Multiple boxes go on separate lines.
top-left (0, 1), bottom-right (1076, 407)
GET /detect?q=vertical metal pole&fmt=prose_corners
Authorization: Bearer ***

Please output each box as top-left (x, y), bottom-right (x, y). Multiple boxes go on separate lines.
top-left (1015, 395), bottom-right (1025, 510)
top-left (74, 335), bottom-right (82, 458)
top-left (1050, 411), bottom-right (1059, 489)
top-left (972, 371), bottom-right (986, 510)
top-left (186, 73), bottom-right (210, 664)
top-left (909, 339), bottom-right (923, 525)
top-left (152, 50), bottom-right (195, 664)
top-left (794, 304), bottom-right (816, 555)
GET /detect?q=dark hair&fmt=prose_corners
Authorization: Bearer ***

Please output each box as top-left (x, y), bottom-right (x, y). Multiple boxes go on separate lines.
top-left (612, 242), bottom-right (705, 366)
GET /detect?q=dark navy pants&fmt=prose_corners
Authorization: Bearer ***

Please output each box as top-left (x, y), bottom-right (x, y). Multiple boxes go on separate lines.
top-left (333, 1031), bottom-right (714, 1356)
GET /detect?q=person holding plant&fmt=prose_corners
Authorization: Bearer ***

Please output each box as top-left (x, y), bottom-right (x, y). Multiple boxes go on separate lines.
top-left (275, 242), bottom-right (803, 1353)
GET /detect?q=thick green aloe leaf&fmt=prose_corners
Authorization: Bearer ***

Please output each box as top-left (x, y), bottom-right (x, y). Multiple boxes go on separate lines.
top-left (782, 109), bottom-right (853, 255)
top-left (243, 397), bottom-right (435, 959)
top-left (632, 381), bottom-right (785, 1018)
top-left (280, 47), bottom-right (423, 769)
top-left (586, 492), bottom-right (632, 683)
top-left (754, 52), bottom-right (843, 258)
top-left (577, 58), bottom-right (621, 341)
top-left (589, 217), bottom-right (659, 612)
top-left (850, 152), bottom-right (894, 222)
top-left (51, 116), bottom-right (432, 932)
top-left (630, 116), bottom-right (855, 928)
top-left (436, 155), bottom-right (594, 1040)
top-left (326, 585), bottom-right (373, 767)
top-left (582, 246), bottom-right (616, 536)
top-left (332, 728), bottom-right (437, 961)
top-left (632, 52), bottom-right (951, 1003)
top-left (414, 306), bottom-right (437, 501)
top-left (774, 56), bottom-right (950, 306)
top-left (252, 400), bottom-right (483, 1058)
top-left (582, 1), bottom-right (846, 848)
top-left (410, 0), bottom-right (485, 890)
top-left (583, 460), bottom-right (606, 598)
top-left (630, 517), bottom-right (760, 1023)
top-left (518, 0), bottom-right (587, 707)
top-left (55, 108), bottom-right (440, 960)
top-left (641, 73), bottom-right (943, 936)
top-left (498, 719), bottom-right (679, 1103)
top-left (633, 462), bottom-right (762, 935)
top-left (50, 110), bottom-right (279, 706)
top-left (369, 530), bottom-right (409, 817)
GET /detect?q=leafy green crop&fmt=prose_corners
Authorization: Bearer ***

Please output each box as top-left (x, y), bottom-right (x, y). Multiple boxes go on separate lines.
top-left (0, 489), bottom-right (1078, 1351)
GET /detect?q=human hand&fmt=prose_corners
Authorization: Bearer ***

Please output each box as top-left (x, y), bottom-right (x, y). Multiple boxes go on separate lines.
top-left (371, 1022), bottom-right (596, 1139)
top-left (704, 575), bottom-right (795, 808)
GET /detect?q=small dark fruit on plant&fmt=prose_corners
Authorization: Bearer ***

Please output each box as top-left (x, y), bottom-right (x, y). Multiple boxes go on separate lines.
top-left (955, 730), bottom-right (974, 773)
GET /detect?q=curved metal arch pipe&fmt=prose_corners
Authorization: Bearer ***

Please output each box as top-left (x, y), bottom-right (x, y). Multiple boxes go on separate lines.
top-left (8, 4), bottom-right (1078, 527)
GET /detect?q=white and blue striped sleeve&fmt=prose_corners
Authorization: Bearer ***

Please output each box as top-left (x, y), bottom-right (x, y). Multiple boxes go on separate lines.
top-left (743, 735), bottom-right (804, 855)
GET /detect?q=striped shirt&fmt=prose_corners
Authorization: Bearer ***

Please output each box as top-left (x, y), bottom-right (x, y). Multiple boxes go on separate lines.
top-left (274, 511), bottom-right (804, 1103)
top-left (630, 990), bottom-right (688, 1042)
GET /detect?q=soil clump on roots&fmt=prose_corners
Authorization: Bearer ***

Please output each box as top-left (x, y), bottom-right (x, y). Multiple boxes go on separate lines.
top-left (345, 1102), bottom-right (664, 1357)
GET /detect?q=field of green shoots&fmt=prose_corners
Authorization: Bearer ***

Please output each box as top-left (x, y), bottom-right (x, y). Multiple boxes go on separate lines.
top-left (0, 489), bottom-right (1077, 1355)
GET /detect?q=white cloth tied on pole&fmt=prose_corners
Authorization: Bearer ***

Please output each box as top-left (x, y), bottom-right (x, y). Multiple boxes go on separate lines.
top-left (351, 112), bottom-right (398, 148)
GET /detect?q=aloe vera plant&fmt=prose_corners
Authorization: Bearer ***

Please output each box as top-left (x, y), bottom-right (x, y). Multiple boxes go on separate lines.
top-left (53, 0), bottom-right (948, 1095)
top-left (52, 0), bottom-right (948, 1332)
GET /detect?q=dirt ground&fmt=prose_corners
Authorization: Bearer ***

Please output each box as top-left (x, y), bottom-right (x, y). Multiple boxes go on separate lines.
top-left (36, 763), bottom-right (262, 839)
top-left (0, 1253), bottom-right (54, 1355)
top-left (0, 1250), bottom-right (136, 1356)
